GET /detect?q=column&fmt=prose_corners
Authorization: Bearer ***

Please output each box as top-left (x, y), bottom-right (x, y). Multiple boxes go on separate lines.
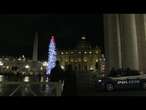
top-left (104, 14), bottom-right (121, 71)
top-left (33, 32), bottom-right (38, 62)
top-left (116, 14), bottom-right (122, 68)
top-left (119, 14), bottom-right (139, 70)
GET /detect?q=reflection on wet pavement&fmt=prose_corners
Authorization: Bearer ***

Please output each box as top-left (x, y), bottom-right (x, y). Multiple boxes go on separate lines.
top-left (0, 75), bottom-right (60, 96)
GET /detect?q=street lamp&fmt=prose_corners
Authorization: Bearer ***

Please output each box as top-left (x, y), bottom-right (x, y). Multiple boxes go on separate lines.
top-left (40, 66), bottom-right (43, 71)
top-left (0, 61), bottom-right (4, 72)
top-left (24, 76), bottom-right (29, 82)
top-left (6, 66), bottom-right (9, 69)
top-left (22, 55), bottom-right (25, 58)
top-left (42, 61), bottom-right (48, 67)
top-left (0, 75), bottom-right (3, 82)
top-left (25, 65), bottom-right (30, 75)
top-left (18, 58), bottom-right (21, 61)
top-left (90, 67), bottom-right (94, 71)
top-left (61, 65), bottom-right (65, 70)
top-left (25, 65), bottom-right (30, 69)
top-left (0, 61), bottom-right (4, 66)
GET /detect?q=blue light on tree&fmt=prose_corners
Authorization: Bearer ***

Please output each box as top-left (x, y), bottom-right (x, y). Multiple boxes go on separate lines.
top-left (46, 36), bottom-right (57, 75)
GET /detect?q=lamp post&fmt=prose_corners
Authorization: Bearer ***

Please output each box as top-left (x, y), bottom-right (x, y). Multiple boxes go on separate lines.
top-left (0, 61), bottom-right (4, 73)
top-left (25, 64), bottom-right (30, 75)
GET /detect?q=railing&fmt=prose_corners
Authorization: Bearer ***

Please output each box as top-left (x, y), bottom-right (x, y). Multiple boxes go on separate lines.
top-left (0, 80), bottom-right (63, 96)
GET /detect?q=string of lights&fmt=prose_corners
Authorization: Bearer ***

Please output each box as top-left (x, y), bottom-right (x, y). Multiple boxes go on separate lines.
top-left (46, 36), bottom-right (57, 75)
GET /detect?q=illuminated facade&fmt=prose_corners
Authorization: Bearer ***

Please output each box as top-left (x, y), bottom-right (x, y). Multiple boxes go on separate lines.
top-left (57, 37), bottom-right (103, 72)
top-left (0, 56), bottom-right (47, 75)
top-left (0, 36), bottom-right (104, 75)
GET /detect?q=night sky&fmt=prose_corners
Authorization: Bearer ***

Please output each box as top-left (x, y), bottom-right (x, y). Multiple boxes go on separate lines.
top-left (0, 14), bottom-right (104, 60)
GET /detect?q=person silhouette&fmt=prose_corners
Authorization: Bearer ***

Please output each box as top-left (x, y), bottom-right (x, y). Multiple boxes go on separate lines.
top-left (62, 64), bottom-right (77, 96)
top-left (49, 60), bottom-right (64, 82)
top-left (49, 61), bottom-right (64, 96)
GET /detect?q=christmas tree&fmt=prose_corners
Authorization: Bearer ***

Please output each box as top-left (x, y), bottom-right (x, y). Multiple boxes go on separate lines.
top-left (46, 36), bottom-right (57, 75)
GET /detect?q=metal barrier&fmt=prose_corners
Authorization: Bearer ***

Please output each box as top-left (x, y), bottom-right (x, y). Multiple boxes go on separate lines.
top-left (0, 81), bottom-right (63, 96)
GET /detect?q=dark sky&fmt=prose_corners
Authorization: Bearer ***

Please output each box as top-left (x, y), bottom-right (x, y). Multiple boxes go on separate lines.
top-left (0, 14), bottom-right (103, 60)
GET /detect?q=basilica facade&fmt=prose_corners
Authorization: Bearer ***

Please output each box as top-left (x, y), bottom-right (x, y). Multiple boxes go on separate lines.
top-left (57, 36), bottom-right (104, 72)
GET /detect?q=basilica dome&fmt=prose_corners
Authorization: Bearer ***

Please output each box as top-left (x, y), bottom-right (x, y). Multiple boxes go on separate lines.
top-left (76, 36), bottom-right (91, 50)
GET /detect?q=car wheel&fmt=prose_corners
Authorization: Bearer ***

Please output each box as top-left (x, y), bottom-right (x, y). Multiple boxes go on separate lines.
top-left (142, 82), bottom-right (146, 90)
top-left (105, 83), bottom-right (114, 92)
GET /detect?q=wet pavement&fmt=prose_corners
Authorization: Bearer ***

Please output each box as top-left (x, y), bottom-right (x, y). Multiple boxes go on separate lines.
top-left (0, 75), bottom-right (60, 96)
top-left (76, 72), bottom-right (146, 96)
top-left (0, 72), bottom-right (146, 96)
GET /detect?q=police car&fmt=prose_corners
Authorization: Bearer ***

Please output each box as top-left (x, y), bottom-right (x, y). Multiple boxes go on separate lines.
top-left (96, 69), bottom-right (146, 91)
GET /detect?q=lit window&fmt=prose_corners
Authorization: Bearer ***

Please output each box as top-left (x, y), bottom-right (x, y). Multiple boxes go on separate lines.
top-left (61, 52), bottom-right (64, 55)
top-left (84, 59), bottom-right (87, 62)
top-left (84, 51), bottom-right (87, 54)
top-left (5, 58), bottom-right (9, 60)
top-left (96, 51), bottom-right (98, 54)
top-left (78, 52), bottom-right (81, 54)
top-left (30, 72), bottom-right (33, 75)
top-left (40, 76), bottom-right (44, 82)
top-left (90, 67), bottom-right (94, 70)
top-left (22, 72), bottom-right (25, 75)
top-left (99, 58), bottom-right (102, 61)
top-left (101, 66), bottom-right (105, 71)
top-left (65, 59), bottom-right (68, 62)
top-left (96, 59), bottom-right (98, 62)
top-left (71, 52), bottom-right (74, 54)
top-left (78, 59), bottom-right (81, 62)
top-left (89, 51), bottom-right (92, 54)
top-left (101, 65), bottom-right (105, 68)
top-left (103, 58), bottom-right (106, 61)
top-left (101, 54), bottom-right (104, 57)
top-left (71, 59), bottom-right (73, 62)
top-left (22, 55), bottom-right (25, 58)
top-left (81, 37), bottom-right (86, 40)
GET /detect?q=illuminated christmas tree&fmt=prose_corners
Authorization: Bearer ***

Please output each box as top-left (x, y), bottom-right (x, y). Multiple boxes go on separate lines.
top-left (46, 36), bottom-right (57, 75)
